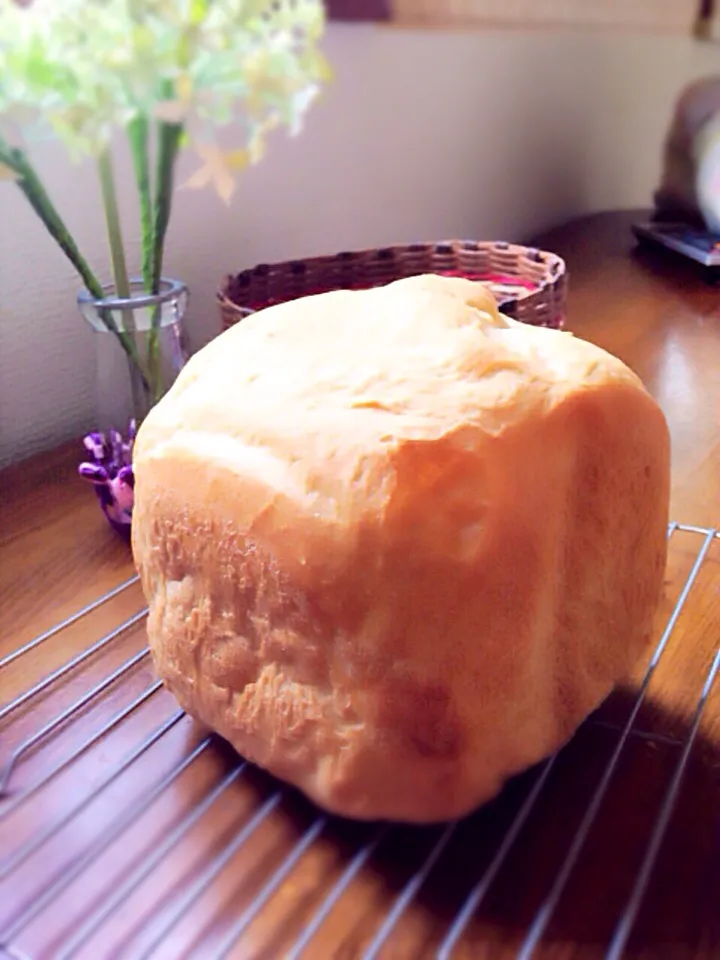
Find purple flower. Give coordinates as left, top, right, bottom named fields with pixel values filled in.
left=78, top=419, right=137, bottom=540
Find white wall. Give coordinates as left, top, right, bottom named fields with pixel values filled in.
left=1, top=24, right=718, bottom=467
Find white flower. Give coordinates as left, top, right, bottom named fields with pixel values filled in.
left=0, top=0, right=329, bottom=198
left=184, top=142, right=250, bottom=204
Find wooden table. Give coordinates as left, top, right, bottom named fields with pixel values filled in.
left=1, top=210, right=719, bottom=959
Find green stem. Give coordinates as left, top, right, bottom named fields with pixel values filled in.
left=0, top=135, right=104, bottom=300
left=97, top=147, right=131, bottom=300
left=127, top=115, right=153, bottom=294
left=0, top=135, right=149, bottom=389
left=128, top=114, right=162, bottom=408
left=98, top=146, right=150, bottom=415
left=147, top=100, right=183, bottom=404
left=151, top=120, right=183, bottom=294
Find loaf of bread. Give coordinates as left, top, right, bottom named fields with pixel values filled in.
left=132, top=274, right=670, bottom=823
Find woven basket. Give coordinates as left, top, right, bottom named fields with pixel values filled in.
left=218, top=240, right=567, bottom=330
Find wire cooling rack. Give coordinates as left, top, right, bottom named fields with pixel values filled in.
left=1, top=522, right=719, bottom=959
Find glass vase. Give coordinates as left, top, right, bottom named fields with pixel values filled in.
left=78, top=277, right=190, bottom=431
left=77, top=277, right=189, bottom=541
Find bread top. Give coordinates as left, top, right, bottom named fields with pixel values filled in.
left=134, top=274, right=651, bottom=578
left=137, top=272, right=645, bottom=452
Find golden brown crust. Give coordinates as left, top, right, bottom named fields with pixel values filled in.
left=132, top=274, right=670, bottom=823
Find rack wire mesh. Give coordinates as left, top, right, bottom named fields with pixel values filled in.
left=1, top=522, right=719, bottom=959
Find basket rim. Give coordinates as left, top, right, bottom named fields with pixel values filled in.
left=217, top=238, right=566, bottom=306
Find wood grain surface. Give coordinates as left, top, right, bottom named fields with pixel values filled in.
left=1, top=210, right=719, bottom=960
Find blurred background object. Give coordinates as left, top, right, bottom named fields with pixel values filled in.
left=654, top=75, right=720, bottom=232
